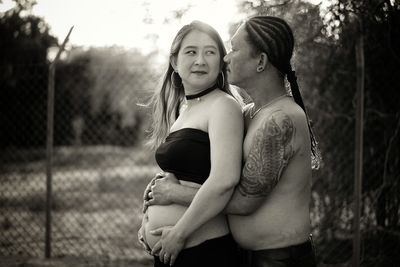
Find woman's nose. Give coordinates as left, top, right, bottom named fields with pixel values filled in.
left=194, top=54, right=206, bottom=65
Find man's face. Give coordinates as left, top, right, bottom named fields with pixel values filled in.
left=224, top=25, right=258, bottom=88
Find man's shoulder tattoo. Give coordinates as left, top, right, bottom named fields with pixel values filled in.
left=238, top=111, right=296, bottom=198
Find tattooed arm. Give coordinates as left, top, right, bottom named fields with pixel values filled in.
left=226, top=110, right=296, bottom=215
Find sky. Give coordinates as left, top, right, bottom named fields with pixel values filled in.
left=1, top=0, right=326, bottom=56
left=1, top=0, right=247, bottom=54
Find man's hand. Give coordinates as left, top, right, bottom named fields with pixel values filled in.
left=151, top=226, right=185, bottom=266
left=143, top=172, right=180, bottom=212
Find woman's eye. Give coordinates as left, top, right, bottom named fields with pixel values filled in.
left=206, top=50, right=216, bottom=55
left=186, top=50, right=196, bottom=55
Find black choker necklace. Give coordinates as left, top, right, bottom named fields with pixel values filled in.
left=185, top=83, right=218, bottom=100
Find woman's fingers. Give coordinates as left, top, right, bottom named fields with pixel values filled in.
left=170, top=253, right=177, bottom=266
left=143, top=182, right=152, bottom=201
left=143, top=172, right=165, bottom=201
left=151, top=240, right=161, bottom=256
left=162, top=252, right=170, bottom=264
left=138, top=234, right=151, bottom=254
left=142, top=197, right=157, bottom=213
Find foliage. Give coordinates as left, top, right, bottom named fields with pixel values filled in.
left=318, top=0, right=400, bottom=231
left=0, top=0, right=161, bottom=148
left=0, top=0, right=57, bottom=148
left=53, top=46, right=160, bottom=146
left=235, top=0, right=400, bottom=265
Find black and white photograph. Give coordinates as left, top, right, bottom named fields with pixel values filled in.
left=1, top=0, right=399, bottom=266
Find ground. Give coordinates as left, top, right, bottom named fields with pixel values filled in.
left=0, top=256, right=153, bottom=267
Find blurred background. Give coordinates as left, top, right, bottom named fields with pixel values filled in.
left=0, top=0, right=399, bottom=266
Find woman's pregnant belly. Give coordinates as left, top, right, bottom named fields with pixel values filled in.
left=143, top=190, right=230, bottom=249
left=144, top=204, right=186, bottom=248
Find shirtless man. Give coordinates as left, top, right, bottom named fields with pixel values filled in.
left=142, top=16, right=319, bottom=267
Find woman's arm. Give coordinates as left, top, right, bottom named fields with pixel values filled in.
left=151, top=96, right=243, bottom=265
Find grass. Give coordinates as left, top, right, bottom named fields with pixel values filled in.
left=1, top=146, right=399, bottom=267
left=0, top=146, right=158, bottom=264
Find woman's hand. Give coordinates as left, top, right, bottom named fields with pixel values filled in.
left=142, top=172, right=165, bottom=212
left=143, top=172, right=180, bottom=212
left=137, top=223, right=152, bottom=254
left=151, top=226, right=186, bottom=266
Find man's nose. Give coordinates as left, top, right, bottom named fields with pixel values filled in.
left=223, top=54, right=229, bottom=63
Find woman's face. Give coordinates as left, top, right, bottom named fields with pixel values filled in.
left=174, top=30, right=221, bottom=92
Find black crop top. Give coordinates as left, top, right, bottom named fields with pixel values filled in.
left=155, top=128, right=211, bottom=184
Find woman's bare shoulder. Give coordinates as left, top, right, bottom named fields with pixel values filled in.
left=210, top=91, right=243, bottom=113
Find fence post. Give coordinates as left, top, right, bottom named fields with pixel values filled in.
left=353, top=19, right=364, bottom=267
left=45, top=26, right=74, bottom=259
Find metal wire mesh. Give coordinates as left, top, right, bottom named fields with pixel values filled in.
left=1, top=29, right=399, bottom=267
left=0, top=60, right=160, bottom=265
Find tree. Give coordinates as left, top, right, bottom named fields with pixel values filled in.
left=54, top=46, right=160, bottom=146
left=235, top=0, right=400, bottom=265
left=320, top=1, right=400, bottom=264
left=0, top=0, right=57, bottom=148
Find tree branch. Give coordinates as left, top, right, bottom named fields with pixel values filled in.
left=299, top=25, right=325, bottom=45
left=363, top=225, right=400, bottom=238
left=383, top=111, right=400, bottom=185
left=263, top=0, right=292, bottom=9
left=366, top=108, right=394, bottom=118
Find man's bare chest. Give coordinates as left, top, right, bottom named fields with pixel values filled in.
left=243, top=119, right=263, bottom=162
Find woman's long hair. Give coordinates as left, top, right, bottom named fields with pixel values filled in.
left=147, top=20, right=242, bottom=150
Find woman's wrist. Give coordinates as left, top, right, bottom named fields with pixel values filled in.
left=171, top=224, right=188, bottom=242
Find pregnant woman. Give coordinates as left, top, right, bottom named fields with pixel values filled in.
left=138, top=20, right=243, bottom=267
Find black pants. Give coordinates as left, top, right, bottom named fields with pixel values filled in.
left=240, top=238, right=317, bottom=267
left=154, top=234, right=239, bottom=267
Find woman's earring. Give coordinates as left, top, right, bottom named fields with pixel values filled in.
left=257, top=66, right=264, bottom=72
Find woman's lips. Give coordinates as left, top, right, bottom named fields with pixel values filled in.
left=192, top=71, right=207, bottom=74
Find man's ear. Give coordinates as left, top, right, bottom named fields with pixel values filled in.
left=256, top=52, right=268, bottom=72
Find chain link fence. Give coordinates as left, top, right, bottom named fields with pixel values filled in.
left=1, top=34, right=399, bottom=267
left=0, top=57, right=161, bottom=266
left=307, top=18, right=400, bottom=266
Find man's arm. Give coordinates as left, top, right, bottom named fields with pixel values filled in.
left=144, top=173, right=198, bottom=209
left=226, top=110, right=296, bottom=215
left=146, top=111, right=297, bottom=216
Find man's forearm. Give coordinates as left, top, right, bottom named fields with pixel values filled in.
left=225, top=188, right=254, bottom=215
left=169, top=183, right=198, bottom=206
left=169, top=179, right=255, bottom=215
